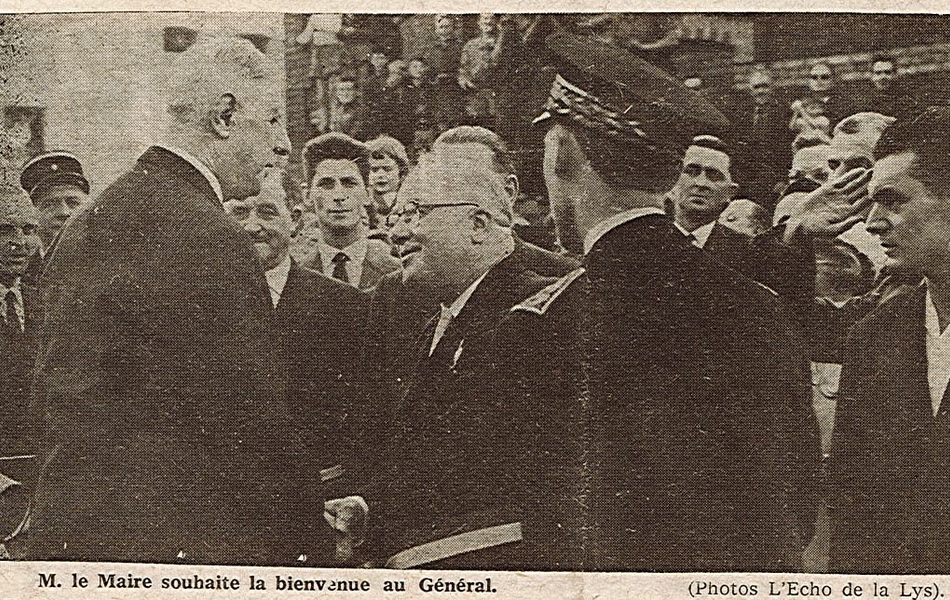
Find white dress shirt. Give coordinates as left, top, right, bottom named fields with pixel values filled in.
left=583, top=207, right=666, bottom=255
left=265, top=255, right=293, bottom=308
left=674, top=220, right=715, bottom=249
left=155, top=145, right=224, bottom=205
left=0, top=279, right=24, bottom=332
left=429, top=269, right=491, bottom=356
left=925, top=285, right=950, bottom=416
left=319, top=237, right=368, bottom=284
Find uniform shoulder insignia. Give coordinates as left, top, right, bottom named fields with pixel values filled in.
left=511, top=267, right=585, bottom=315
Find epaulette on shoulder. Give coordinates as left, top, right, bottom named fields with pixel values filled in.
left=511, top=267, right=585, bottom=315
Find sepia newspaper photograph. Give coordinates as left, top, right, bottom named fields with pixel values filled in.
left=1, top=2, right=950, bottom=597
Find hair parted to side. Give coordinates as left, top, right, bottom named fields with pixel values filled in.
left=303, top=132, right=371, bottom=187
left=875, top=106, right=950, bottom=191
left=166, top=36, right=273, bottom=128
left=433, top=126, right=515, bottom=177
left=366, top=136, right=410, bottom=178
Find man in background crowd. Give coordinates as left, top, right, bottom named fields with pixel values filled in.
left=19, top=152, right=90, bottom=284
left=225, top=166, right=368, bottom=475
left=292, top=133, right=399, bottom=290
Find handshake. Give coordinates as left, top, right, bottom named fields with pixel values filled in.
left=324, top=496, right=369, bottom=566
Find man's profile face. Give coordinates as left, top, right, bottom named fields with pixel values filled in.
left=866, top=151, right=950, bottom=276
left=215, top=85, right=290, bottom=200
left=370, top=154, right=402, bottom=196
left=33, top=184, right=89, bottom=247
left=672, top=145, right=736, bottom=227
left=224, top=168, right=291, bottom=272
left=390, top=149, right=494, bottom=288
left=309, top=159, right=367, bottom=234
left=871, top=60, right=894, bottom=92
left=809, top=64, right=833, bottom=93
left=541, top=125, right=587, bottom=255
left=0, top=193, right=41, bottom=282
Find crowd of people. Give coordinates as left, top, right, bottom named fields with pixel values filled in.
left=0, top=22, right=948, bottom=575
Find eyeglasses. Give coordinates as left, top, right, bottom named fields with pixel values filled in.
left=385, top=200, right=480, bottom=228
left=811, top=74, right=831, bottom=80
left=681, top=163, right=726, bottom=182
left=789, top=168, right=829, bottom=183
left=872, top=69, right=893, bottom=76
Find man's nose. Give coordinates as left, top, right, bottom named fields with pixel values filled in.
left=865, top=203, right=888, bottom=233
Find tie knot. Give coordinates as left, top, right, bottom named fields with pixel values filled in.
left=332, top=251, right=350, bottom=265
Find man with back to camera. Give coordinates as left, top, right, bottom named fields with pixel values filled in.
left=829, top=106, right=950, bottom=573
left=25, top=36, right=335, bottom=565
left=225, top=166, right=368, bottom=476
left=291, top=132, right=400, bottom=291
left=534, top=31, right=820, bottom=571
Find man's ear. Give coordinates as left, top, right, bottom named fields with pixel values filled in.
left=503, top=173, right=519, bottom=206
left=210, top=93, right=237, bottom=139
left=546, top=124, right=586, bottom=181
left=470, top=210, right=490, bottom=244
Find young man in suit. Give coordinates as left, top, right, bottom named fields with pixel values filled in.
left=292, top=133, right=400, bottom=291
left=537, top=32, right=819, bottom=571
left=27, top=36, right=331, bottom=565
left=225, top=167, right=368, bottom=476
left=830, top=106, right=950, bottom=573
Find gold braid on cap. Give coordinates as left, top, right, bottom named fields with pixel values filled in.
left=536, top=74, right=656, bottom=147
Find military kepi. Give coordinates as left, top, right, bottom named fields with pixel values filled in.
left=535, top=32, right=730, bottom=154
left=21, top=151, right=90, bottom=196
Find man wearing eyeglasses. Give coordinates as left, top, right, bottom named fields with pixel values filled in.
left=328, top=133, right=584, bottom=571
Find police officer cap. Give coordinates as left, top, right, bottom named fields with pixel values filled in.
left=535, top=32, right=730, bottom=153
left=20, top=151, right=90, bottom=197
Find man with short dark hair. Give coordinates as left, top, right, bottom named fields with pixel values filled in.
left=292, top=133, right=400, bottom=290
left=537, top=32, right=819, bottom=571
left=864, top=55, right=912, bottom=119
left=830, top=106, right=950, bottom=573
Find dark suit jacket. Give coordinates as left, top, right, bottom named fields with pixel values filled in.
left=365, top=244, right=581, bottom=570
left=829, top=285, right=950, bottom=573
left=584, top=214, right=819, bottom=572
left=274, top=260, right=369, bottom=471
left=352, top=239, right=580, bottom=482
left=28, top=147, right=329, bottom=565
left=703, top=221, right=816, bottom=341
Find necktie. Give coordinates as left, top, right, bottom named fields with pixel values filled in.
left=331, top=251, right=350, bottom=283
left=5, top=289, right=20, bottom=333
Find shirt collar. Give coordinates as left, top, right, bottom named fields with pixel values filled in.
left=584, top=207, right=666, bottom=255
left=448, top=268, right=491, bottom=320
left=265, top=255, right=293, bottom=308
left=690, top=221, right=716, bottom=248
left=319, top=236, right=368, bottom=270
left=155, top=145, right=224, bottom=205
